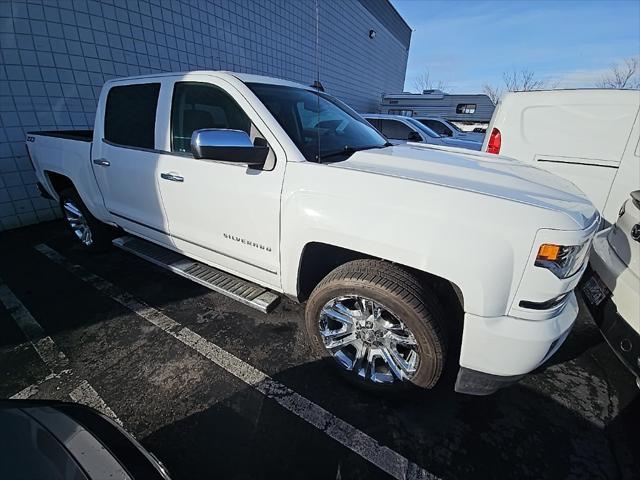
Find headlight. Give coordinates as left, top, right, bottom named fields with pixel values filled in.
left=535, top=242, right=590, bottom=279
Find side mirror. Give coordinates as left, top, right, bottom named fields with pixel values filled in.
left=408, top=131, right=422, bottom=142
left=191, top=129, right=269, bottom=166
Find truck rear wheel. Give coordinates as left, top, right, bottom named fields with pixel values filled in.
left=59, top=188, right=113, bottom=252
left=305, top=259, right=447, bottom=390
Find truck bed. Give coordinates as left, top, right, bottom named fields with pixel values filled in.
left=27, top=129, right=97, bottom=206
left=28, top=130, right=93, bottom=142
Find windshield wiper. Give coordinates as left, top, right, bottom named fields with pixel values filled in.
left=317, top=144, right=387, bottom=162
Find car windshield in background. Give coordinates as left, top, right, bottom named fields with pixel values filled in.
left=247, top=83, right=387, bottom=162
left=406, top=117, right=442, bottom=138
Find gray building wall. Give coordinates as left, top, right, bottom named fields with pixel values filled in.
left=0, top=0, right=410, bottom=231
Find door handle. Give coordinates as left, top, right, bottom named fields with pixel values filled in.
left=160, top=172, right=184, bottom=182
left=93, top=159, right=110, bottom=166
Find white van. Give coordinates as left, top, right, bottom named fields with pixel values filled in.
left=483, top=89, right=640, bottom=223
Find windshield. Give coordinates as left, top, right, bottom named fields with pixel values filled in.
left=405, top=117, right=442, bottom=138
left=247, top=83, right=387, bottom=162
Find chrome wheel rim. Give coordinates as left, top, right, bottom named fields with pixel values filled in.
left=63, top=200, right=93, bottom=246
left=319, top=295, right=420, bottom=384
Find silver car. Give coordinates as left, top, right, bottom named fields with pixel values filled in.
left=414, top=116, right=486, bottom=143
left=362, top=114, right=482, bottom=151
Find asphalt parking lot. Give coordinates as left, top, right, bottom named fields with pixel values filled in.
left=1, top=220, right=638, bottom=480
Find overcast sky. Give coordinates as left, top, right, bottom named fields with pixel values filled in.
left=391, top=0, right=640, bottom=93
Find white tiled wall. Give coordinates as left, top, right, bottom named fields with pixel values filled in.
left=0, top=0, right=410, bottom=231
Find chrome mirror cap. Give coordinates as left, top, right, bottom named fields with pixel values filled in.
left=191, top=129, right=253, bottom=150
left=190, top=129, right=268, bottom=166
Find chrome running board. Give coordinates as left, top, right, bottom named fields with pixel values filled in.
left=112, top=236, right=280, bottom=313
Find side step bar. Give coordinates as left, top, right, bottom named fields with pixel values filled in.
left=112, top=236, right=280, bottom=313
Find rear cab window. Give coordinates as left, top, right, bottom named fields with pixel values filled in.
left=104, top=83, right=160, bottom=149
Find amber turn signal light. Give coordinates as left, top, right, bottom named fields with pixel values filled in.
left=537, top=244, right=561, bottom=262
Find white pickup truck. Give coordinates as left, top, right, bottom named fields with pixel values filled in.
left=27, top=71, right=600, bottom=395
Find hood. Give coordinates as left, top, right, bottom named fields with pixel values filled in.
left=457, top=131, right=485, bottom=141
left=333, top=144, right=598, bottom=229
left=440, top=136, right=482, bottom=151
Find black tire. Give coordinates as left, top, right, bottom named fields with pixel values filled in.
left=305, top=259, right=448, bottom=391
left=59, top=187, right=113, bottom=252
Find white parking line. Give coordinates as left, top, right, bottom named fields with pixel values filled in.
left=35, top=243, right=439, bottom=480
left=11, top=383, right=39, bottom=400
left=0, top=280, right=70, bottom=374
left=10, top=371, right=66, bottom=400
left=70, top=380, right=124, bottom=426
left=1, top=276, right=122, bottom=425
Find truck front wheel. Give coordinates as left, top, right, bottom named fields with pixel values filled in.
left=59, top=188, right=113, bottom=252
left=305, top=259, right=447, bottom=390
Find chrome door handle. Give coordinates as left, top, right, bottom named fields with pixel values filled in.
left=160, top=172, right=184, bottom=182
left=93, top=159, right=110, bottom=166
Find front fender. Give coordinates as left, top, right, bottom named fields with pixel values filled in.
left=280, top=162, right=561, bottom=318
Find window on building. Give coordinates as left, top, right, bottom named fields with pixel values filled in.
left=389, top=100, right=399, bottom=104
left=171, top=82, right=251, bottom=153
left=104, top=83, right=160, bottom=149
left=456, top=104, right=477, bottom=114
left=388, top=109, right=413, bottom=117
left=420, top=119, right=453, bottom=137
left=379, top=119, right=415, bottom=140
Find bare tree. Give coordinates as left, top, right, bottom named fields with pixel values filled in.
left=482, top=83, right=502, bottom=105
left=482, top=68, right=548, bottom=103
left=596, top=57, right=640, bottom=89
left=502, top=68, right=547, bottom=91
left=413, top=70, right=449, bottom=93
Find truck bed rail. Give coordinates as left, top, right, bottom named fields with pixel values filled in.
left=28, top=130, right=93, bottom=142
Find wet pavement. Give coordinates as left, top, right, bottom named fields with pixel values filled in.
left=1, top=220, right=638, bottom=480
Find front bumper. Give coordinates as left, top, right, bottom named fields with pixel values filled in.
left=590, top=296, right=640, bottom=380
left=580, top=266, right=640, bottom=381
left=455, top=292, right=577, bottom=395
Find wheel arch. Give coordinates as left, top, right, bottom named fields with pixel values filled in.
left=44, top=170, right=76, bottom=199
left=296, top=241, right=464, bottom=315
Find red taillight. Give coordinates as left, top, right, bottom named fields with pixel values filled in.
left=486, top=127, right=501, bottom=154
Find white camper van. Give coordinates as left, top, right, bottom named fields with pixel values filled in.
left=483, top=89, right=640, bottom=223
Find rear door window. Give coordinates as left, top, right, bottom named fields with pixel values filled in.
left=104, top=83, right=160, bottom=149
left=379, top=119, right=414, bottom=140
left=423, top=120, right=452, bottom=136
